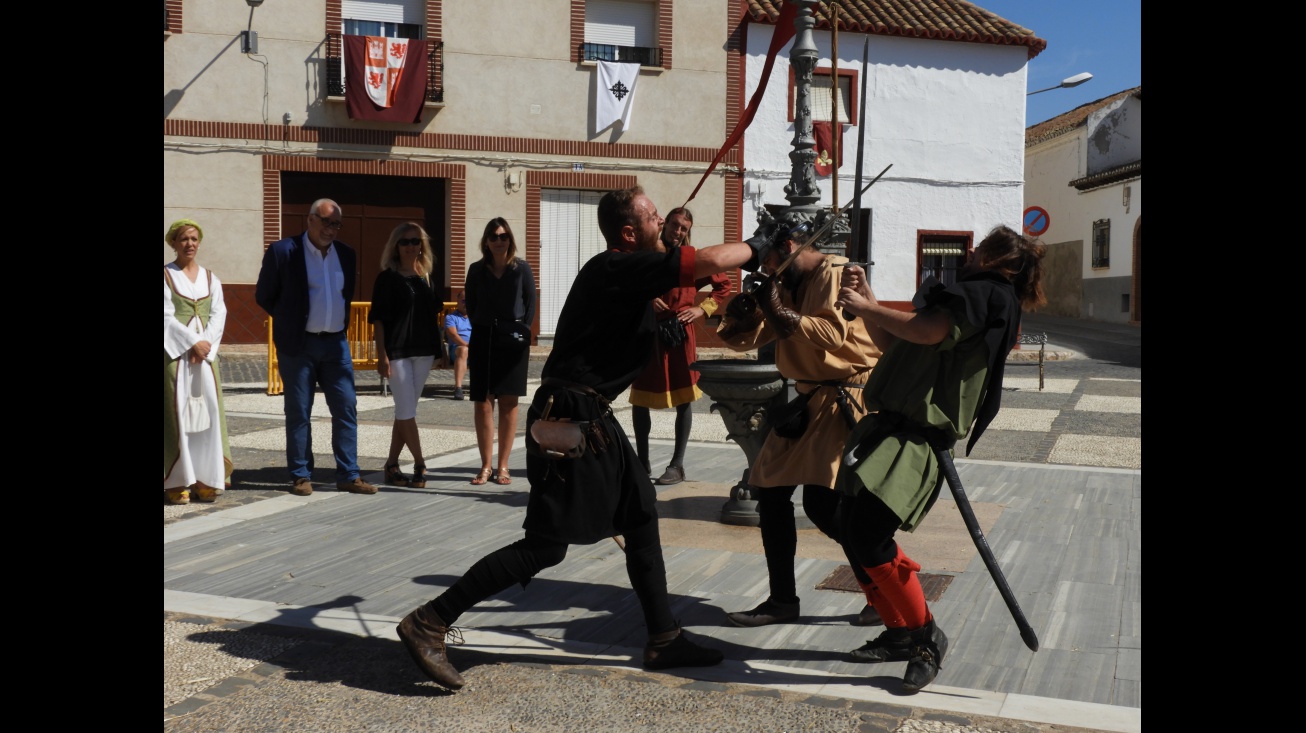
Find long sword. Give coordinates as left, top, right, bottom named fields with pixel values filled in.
left=934, top=445, right=1040, bottom=652
left=844, top=37, right=872, bottom=321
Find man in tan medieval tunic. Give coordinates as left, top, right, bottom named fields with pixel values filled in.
left=717, top=227, right=883, bottom=627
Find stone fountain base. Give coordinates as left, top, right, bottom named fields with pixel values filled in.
left=692, top=357, right=814, bottom=529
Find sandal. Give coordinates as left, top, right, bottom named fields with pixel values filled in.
left=384, top=462, right=411, bottom=487
left=493, top=468, right=512, bottom=485
left=471, top=467, right=493, bottom=486
left=164, top=488, right=190, bottom=505
left=410, top=464, right=427, bottom=489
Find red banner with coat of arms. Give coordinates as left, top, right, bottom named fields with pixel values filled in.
left=344, top=36, right=429, bottom=123
left=812, top=121, right=846, bottom=176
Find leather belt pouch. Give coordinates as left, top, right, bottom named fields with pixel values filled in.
left=529, top=419, right=587, bottom=459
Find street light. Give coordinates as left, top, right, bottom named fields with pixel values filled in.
left=241, top=0, right=264, bottom=54
left=1027, top=72, right=1093, bottom=96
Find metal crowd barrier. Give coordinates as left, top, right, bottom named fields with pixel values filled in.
left=266, top=301, right=458, bottom=396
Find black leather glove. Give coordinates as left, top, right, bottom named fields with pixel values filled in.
left=743, top=220, right=779, bottom=272
left=756, top=278, right=801, bottom=339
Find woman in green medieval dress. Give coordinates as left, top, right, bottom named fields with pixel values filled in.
left=164, top=219, right=233, bottom=504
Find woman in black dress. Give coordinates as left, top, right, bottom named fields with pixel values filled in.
left=370, top=222, right=442, bottom=488
left=465, top=218, right=535, bottom=485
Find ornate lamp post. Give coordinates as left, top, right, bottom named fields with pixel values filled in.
left=693, top=0, right=844, bottom=527
left=772, top=0, right=850, bottom=255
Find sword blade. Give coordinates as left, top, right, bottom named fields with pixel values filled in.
left=843, top=37, right=872, bottom=322
left=933, top=445, right=1040, bottom=652
left=850, top=37, right=869, bottom=257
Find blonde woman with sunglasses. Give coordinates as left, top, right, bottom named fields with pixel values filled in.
left=370, top=222, right=442, bottom=488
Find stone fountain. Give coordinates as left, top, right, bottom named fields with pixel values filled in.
left=693, top=0, right=848, bottom=527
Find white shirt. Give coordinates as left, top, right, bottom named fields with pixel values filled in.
left=303, top=233, right=346, bottom=333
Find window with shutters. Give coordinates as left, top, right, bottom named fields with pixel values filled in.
left=917, top=231, right=973, bottom=287
left=574, top=0, right=669, bottom=69
left=538, top=190, right=607, bottom=336
left=790, top=66, right=858, bottom=124
left=326, top=0, right=444, bottom=103
left=1092, top=218, right=1110, bottom=268
left=342, top=0, right=423, bottom=38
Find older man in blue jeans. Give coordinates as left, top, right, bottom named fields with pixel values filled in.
left=255, top=198, right=377, bottom=497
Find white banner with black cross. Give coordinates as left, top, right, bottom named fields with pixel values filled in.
left=595, top=60, right=639, bottom=132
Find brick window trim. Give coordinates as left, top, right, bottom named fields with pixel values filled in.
left=165, top=0, right=183, bottom=34
left=572, top=0, right=672, bottom=70
left=523, top=171, right=638, bottom=283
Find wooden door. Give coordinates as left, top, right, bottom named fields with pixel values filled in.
left=279, top=173, right=448, bottom=302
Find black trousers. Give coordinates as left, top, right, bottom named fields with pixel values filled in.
left=756, top=484, right=872, bottom=603
left=430, top=517, right=676, bottom=636
left=837, top=488, right=905, bottom=568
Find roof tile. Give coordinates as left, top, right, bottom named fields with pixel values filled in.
left=1024, top=87, right=1142, bottom=146
left=744, top=1, right=1046, bottom=59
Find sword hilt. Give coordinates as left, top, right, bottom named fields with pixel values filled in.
left=838, top=261, right=874, bottom=321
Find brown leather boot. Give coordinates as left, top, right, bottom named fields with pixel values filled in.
left=397, top=604, right=465, bottom=690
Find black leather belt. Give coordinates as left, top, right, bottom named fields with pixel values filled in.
left=306, top=329, right=345, bottom=336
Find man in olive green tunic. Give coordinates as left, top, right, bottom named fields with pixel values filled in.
left=833, top=225, right=1047, bottom=693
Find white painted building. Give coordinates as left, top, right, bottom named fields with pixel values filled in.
left=739, top=1, right=1045, bottom=306
left=1023, top=88, right=1142, bottom=323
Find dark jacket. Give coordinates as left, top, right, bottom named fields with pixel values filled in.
left=255, top=233, right=358, bottom=357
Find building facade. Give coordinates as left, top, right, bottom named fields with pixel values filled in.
left=164, top=0, right=1055, bottom=343
left=1023, top=88, right=1142, bottom=324
left=164, top=0, right=740, bottom=343
left=738, top=1, right=1045, bottom=306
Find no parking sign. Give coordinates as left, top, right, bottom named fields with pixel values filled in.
left=1023, top=206, right=1050, bottom=237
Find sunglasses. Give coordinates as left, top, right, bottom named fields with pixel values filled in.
left=397, top=238, right=423, bottom=247
left=314, top=214, right=344, bottom=229
left=487, top=233, right=511, bottom=242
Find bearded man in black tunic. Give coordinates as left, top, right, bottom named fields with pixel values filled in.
left=397, top=186, right=762, bottom=690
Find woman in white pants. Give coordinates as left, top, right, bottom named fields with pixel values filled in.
left=370, top=222, right=442, bottom=487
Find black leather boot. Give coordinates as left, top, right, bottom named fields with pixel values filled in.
left=902, top=619, right=949, bottom=692
left=849, top=626, right=912, bottom=663
left=397, top=603, right=466, bottom=690
left=725, top=597, right=800, bottom=627
left=851, top=603, right=883, bottom=626
left=643, top=628, right=724, bottom=670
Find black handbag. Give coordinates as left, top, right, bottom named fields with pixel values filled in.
left=770, top=389, right=812, bottom=439
left=493, top=319, right=531, bottom=350
left=656, top=317, right=688, bottom=348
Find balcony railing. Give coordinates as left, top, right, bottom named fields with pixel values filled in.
left=326, top=33, right=444, bottom=104
left=579, top=42, right=661, bottom=67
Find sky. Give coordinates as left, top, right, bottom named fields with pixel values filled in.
left=973, top=1, right=1142, bottom=128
